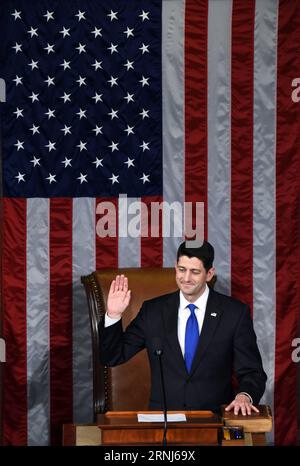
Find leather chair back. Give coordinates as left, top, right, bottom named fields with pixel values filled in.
left=81, top=268, right=177, bottom=419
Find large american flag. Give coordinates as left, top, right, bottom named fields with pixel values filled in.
left=0, top=0, right=299, bottom=446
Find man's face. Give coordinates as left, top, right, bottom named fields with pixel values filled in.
left=175, top=255, right=215, bottom=301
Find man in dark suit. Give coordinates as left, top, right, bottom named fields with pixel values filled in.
left=99, top=241, right=267, bottom=415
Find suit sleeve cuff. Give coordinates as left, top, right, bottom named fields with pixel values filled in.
left=104, top=313, right=122, bottom=327
left=235, top=392, right=253, bottom=404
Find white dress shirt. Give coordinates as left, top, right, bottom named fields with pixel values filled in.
left=105, top=312, right=121, bottom=327
left=177, top=284, right=209, bottom=357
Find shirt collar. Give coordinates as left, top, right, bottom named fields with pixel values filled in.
left=179, top=283, right=210, bottom=312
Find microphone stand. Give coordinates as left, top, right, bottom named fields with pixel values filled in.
left=155, top=349, right=168, bottom=446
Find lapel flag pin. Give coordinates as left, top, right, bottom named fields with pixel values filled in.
left=210, top=313, right=217, bottom=317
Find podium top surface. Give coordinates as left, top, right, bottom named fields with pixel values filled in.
left=96, top=410, right=223, bottom=429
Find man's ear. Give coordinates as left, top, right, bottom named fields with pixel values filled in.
left=206, top=267, right=215, bottom=282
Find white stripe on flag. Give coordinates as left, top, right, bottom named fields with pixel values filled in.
left=118, top=196, right=141, bottom=267
left=27, top=198, right=50, bottom=446
left=72, top=198, right=95, bottom=424
left=207, top=0, right=232, bottom=295
left=162, top=0, right=185, bottom=266
left=253, top=0, right=278, bottom=444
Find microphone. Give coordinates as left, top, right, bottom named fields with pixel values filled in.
left=152, top=337, right=168, bottom=446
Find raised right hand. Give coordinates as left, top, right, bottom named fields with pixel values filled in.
left=107, top=274, right=131, bottom=319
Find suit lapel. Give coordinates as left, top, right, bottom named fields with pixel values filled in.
left=162, top=292, right=187, bottom=375
left=190, top=289, right=223, bottom=375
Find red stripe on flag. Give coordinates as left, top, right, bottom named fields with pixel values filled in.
left=95, top=197, right=118, bottom=268
left=185, top=0, right=208, bottom=239
left=231, top=0, right=255, bottom=310
left=2, top=199, right=27, bottom=445
left=49, top=199, right=73, bottom=445
left=275, top=0, right=300, bottom=446
left=141, top=195, right=163, bottom=267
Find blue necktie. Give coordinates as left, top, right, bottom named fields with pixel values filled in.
left=184, top=304, right=199, bottom=373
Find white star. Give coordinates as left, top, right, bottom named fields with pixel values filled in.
left=29, top=124, right=40, bottom=135
left=91, top=27, right=102, bottom=38
left=109, top=174, right=119, bottom=184
left=140, top=108, right=150, bottom=119
left=92, top=92, right=103, bottom=103
left=92, top=59, right=102, bottom=70
left=124, top=92, right=134, bottom=103
left=28, top=27, right=38, bottom=38
left=60, top=27, right=70, bottom=37
left=124, top=157, right=135, bottom=168
left=93, top=157, right=103, bottom=168
left=124, top=60, right=134, bottom=71
left=28, top=92, right=39, bottom=103
left=140, top=173, right=150, bottom=183
left=30, top=156, right=41, bottom=167
left=140, top=141, right=150, bottom=152
left=76, top=108, right=87, bottom=119
left=12, top=42, right=22, bottom=53
left=13, top=75, right=23, bottom=86
left=77, top=173, right=88, bottom=184
left=15, top=172, right=25, bottom=183
left=139, top=43, right=150, bottom=54
left=60, top=60, right=71, bottom=70
left=108, top=43, right=118, bottom=54
left=28, top=59, right=39, bottom=70
left=46, top=173, right=57, bottom=184
left=44, top=10, right=54, bottom=21
left=76, top=43, right=86, bottom=54
left=14, top=140, right=24, bottom=151
left=11, top=10, right=21, bottom=20
left=45, top=108, right=55, bottom=119
left=108, top=76, right=118, bottom=87
left=44, top=43, right=55, bottom=54
left=139, top=10, right=150, bottom=21
left=60, top=92, right=71, bottom=103
left=124, top=125, right=134, bottom=136
left=139, top=76, right=150, bottom=87
left=14, top=108, right=23, bottom=118
left=45, top=140, right=56, bottom=152
left=75, top=10, right=86, bottom=21
left=61, top=125, right=72, bottom=135
left=107, top=10, right=118, bottom=21
left=77, top=141, right=87, bottom=152
left=92, top=125, right=103, bottom=136
left=123, top=27, right=134, bottom=38
left=108, top=108, right=119, bottom=120
left=77, top=76, right=86, bottom=87
left=109, top=141, right=119, bottom=152
left=45, top=76, right=55, bottom=87
left=62, top=157, right=72, bottom=168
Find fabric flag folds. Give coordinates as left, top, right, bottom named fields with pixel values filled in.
left=0, top=0, right=299, bottom=446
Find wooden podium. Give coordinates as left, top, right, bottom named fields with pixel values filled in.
left=63, top=406, right=272, bottom=446
left=63, top=411, right=222, bottom=446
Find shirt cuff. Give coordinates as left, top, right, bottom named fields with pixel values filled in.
left=235, top=392, right=253, bottom=404
left=104, top=313, right=122, bottom=327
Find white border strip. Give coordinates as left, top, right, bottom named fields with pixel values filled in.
left=162, top=0, right=185, bottom=266
left=253, top=0, right=278, bottom=444
left=118, top=196, right=141, bottom=267
left=27, top=198, right=50, bottom=445
left=72, top=198, right=95, bottom=423
left=207, top=0, right=232, bottom=294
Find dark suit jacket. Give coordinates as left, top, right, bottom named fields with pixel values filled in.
left=99, top=288, right=267, bottom=412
